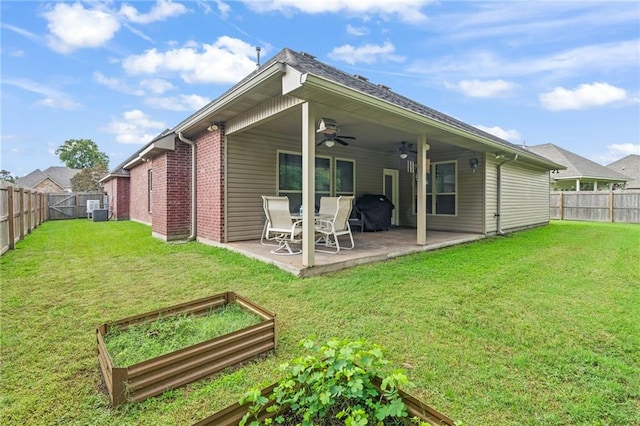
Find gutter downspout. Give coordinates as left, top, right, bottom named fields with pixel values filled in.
left=177, top=132, right=196, bottom=241
left=495, top=154, right=518, bottom=235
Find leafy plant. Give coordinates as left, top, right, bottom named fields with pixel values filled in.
left=240, top=337, right=427, bottom=426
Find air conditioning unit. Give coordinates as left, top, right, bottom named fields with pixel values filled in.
left=87, top=200, right=100, bottom=219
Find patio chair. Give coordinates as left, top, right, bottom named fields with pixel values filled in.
left=316, top=197, right=339, bottom=244
left=261, top=195, right=303, bottom=255
left=318, top=196, right=339, bottom=216
left=314, top=196, right=355, bottom=253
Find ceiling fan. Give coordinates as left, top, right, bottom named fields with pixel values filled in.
left=316, top=117, right=356, bottom=147
left=398, top=141, right=417, bottom=159
left=317, top=133, right=356, bottom=147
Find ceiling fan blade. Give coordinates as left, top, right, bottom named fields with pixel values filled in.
left=337, top=135, right=356, bottom=139
left=335, top=138, right=349, bottom=146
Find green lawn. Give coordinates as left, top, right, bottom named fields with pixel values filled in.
left=1, top=220, right=639, bottom=425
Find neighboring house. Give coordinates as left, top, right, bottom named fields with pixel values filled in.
left=101, top=48, right=564, bottom=268
left=15, top=166, right=79, bottom=192
left=526, top=143, right=629, bottom=191
left=607, top=154, right=640, bottom=189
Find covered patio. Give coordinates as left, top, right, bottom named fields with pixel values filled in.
left=220, top=228, right=484, bottom=277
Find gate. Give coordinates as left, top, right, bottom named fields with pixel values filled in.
left=48, top=193, right=104, bottom=220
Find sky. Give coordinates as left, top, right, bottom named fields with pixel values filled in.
left=1, top=0, right=639, bottom=178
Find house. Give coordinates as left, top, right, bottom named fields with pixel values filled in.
left=101, top=48, right=564, bottom=269
left=15, top=166, right=79, bottom=193
left=607, top=155, right=640, bottom=189
left=525, top=143, right=629, bottom=191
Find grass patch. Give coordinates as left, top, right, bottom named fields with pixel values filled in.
left=105, top=304, right=262, bottom=367
left=1, top=220, right=639, bottom=425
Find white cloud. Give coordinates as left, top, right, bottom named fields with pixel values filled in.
left=1, top=23, right=42, bottom=43
left=102, top=110, right=167, bottom=144
left=328, top=41, right=405, bottom=65
left=145, top=94, right=210, bottom=111
left=410, top=40, right=640, bottom=80
left=474, top=125, right=521, bottom=142
left=139, top=79, right=175, bottom=95
left=214, top=0, right=231, bottom=18
left=2, top=78, right=81, bottom=110
left=119, top=0, right=188, bottom=24
left=594, top=143, right=640, bottom=164
left=346, top=24, right=367, bottom=36
left=539, top=82, right=627, bottom=111
left=447, top=79, right=517, bottom=98
left=43, top=2, right=121, bottom=53
left=121, top=36, right=257, bottom=84
left=242, top=0, right=429, bottom=24
left=608, top=143, right=640, bottom=156
left=93, top=71, right=144, bottom=96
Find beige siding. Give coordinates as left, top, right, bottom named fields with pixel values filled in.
left=485, top=155, right=499, bottom=234
left=226, top=130, right=395, bottom=242
left=399, top=147, right=485, bottom=233
left=500, top=162, right=550, bottom=230
left=485, top=156, right=550, bottom=234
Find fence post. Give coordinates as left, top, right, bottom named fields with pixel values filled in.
left=8, top=187, right=15, bottom=250
left=18, top=188, right=25, bottom=240
left=27, top=190, right=32, bottom=234
left=609, top=192, right=614, bottom=223
left=559, top=192, right=564, bottom=220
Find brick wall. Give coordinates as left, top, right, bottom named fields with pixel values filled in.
left=130, top=163, right=153, bottom=225
left=103, top=176, right=130, bottom=220
left=152, top=142, right=192, bottom=240
left=33, top=178, right=64, bottom=193
left=195, top=125, right=225, bottom=242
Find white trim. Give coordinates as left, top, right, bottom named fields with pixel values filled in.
left=383, top=168, right=399, bottom=226
left=427, top=160, right=458, bottom=217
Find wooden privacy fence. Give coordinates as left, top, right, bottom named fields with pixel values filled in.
left=48, top=192, right=105, bottom=219
left=550, top=191, right=640, bottom=223
left=0, top=186, right=48, bottom=255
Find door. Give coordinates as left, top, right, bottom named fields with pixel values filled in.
left=383, top=169, right=399, bottom=226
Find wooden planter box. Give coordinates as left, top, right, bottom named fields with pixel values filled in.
left=194, top=377, right=454, bottom=426
left=96, top=292, right=276, bottom=406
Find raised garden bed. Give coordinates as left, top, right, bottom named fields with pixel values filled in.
left=96, top=292, right=276, bottom=406
left=193, top=377, right=454, bottom=426
left=194, top=337, right=455, bottom=426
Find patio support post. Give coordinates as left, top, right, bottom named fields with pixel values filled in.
left=301, top=102, right=316, bottom=266
left=416, top=134, right=428, bottom=245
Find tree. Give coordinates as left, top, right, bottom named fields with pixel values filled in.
left=55, top=139, right=109, bottom=169
left=70, top=164, right=108, bottom=192
left=0, top=169, right=17, bottom=183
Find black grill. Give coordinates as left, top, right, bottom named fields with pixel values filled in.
left=355, top=194, right=394, bottom=231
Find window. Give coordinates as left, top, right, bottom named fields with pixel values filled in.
left=416, top=161, right=457, bottom=216
left=277, top=152, right=355, bottom=211
left=428, top=161, right=456, bottom=215
left=147, top=169, right=153, bottom=213
left=335, top=158, right=355, bottom=197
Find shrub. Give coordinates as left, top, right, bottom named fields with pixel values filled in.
left=239, top=337, right=428, bottom=426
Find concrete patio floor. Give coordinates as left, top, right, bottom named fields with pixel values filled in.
left=217, top=228, right=485, bottom=277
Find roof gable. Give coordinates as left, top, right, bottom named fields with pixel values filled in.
left=526, top=144, right=629, bottom=181
left=607, top=154, right=640, bottom=188
left=15, top=167, right=79, bottom=190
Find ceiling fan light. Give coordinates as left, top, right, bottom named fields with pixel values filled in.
left=324, top=140, right=335, bottom=148
left=400, top=152, right=408, bottom=159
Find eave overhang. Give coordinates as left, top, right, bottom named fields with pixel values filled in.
left=173, top=62, right=286, bottom=136
left=123, top=132, right=176, bottom=169
left=285, top=71, right=566, bottom=171
left=99, top=171, right=130, bottom=184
